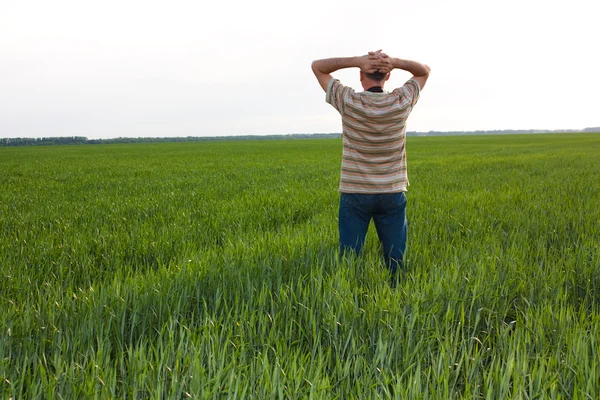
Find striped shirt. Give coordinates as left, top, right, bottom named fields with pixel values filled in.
left=326, top=78, right=420, bottom=193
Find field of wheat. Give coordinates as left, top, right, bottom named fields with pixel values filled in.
left=1, top=133, right=599, bottom=398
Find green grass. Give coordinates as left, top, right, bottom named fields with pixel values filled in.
left=1, top=134, right=599, bottom=398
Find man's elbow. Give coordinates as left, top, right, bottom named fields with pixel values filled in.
left=311, top=60, right=321, bottom=74
left=420, top=64, right=431, bottom=77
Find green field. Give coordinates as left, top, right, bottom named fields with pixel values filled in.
left=1, top=134, right=599, bottom=398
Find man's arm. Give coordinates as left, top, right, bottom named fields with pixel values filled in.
left=311, top=52, right=389, bottom=92
left=387, top=57, right=431, bottom=90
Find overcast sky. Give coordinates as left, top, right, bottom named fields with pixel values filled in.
left=1, top=0, right=599, bottom=139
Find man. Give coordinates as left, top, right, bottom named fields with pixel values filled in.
left=311, top=50, right=430, bottom=280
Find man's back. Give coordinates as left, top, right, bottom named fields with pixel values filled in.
left=326, top=78, right=421, bottom=193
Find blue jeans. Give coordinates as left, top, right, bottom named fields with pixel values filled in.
left=339, top=192, right=407, bottom=274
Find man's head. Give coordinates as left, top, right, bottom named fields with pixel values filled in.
left=360, top=70, right=390, bottom=90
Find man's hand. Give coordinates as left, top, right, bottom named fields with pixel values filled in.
left=367, top=50, right=393, bottom=74
left=359, top=50, right=393, bottom=74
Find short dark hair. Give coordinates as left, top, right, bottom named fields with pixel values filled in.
left=364, top=71, right=387, bottom=81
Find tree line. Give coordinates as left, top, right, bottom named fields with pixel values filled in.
left=0, top=134, right=342, bottom=146
left=1, top=136, right=89, bottom=146
left=2, top=129, right=599, bottom=147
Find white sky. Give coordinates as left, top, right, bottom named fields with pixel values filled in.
left=1, top=0, right=599, bottom=139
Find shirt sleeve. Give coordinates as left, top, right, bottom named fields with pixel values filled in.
left=393, top=78, right=421, bottom=108
left=326, top=78, right=353, bottom=115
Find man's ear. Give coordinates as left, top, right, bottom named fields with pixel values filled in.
left=385, top=72, right=391, bottom=81
left=359, top=71, right=364, bottom=82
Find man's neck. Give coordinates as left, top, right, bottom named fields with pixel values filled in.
left=366, top=86, right=384, bottom=93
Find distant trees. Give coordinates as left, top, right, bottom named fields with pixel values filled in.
left=0, top=134, right=342, bottom=146
left=1, top=129, right=598, bottom=147
left=0, top=136, right=88, bottom=146
left=408, top=129, right=587, bottom=137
